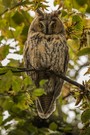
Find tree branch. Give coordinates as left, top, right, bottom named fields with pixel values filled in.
left=0, top=1, right=32, bottom=16
left=0, top=66, right=88, bottom=92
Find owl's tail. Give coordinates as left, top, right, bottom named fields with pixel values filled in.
left=36, top=92, right=56, bottom=119
left=36, top=77, right=63, bottom=119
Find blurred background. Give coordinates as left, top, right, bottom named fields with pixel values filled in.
left=0, top=0, right=90, bottom=135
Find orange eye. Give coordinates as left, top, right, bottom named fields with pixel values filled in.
left=50, top=20, right=56, bottom=28
left=52, top=22, right=56, bottom=28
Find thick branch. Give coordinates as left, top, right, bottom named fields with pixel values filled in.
left=0, top=66, right=87, bottom=92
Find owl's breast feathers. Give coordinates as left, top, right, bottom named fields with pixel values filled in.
left=24, top=32, right=69, bottom=119
left=25, top=32, right=68, bottom=72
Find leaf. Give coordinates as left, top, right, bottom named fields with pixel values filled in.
left=23, top=76, right=33, bottom=87
left=81, top=109, right=90, bottom=123
left=61, top=10, right=68, bottom=17
left=0, top=3, right=5, bottom=14
left=15, top=93, right=32, bottom=110
left=32, top=88, right=46, bottom=97
left=72, top=15, right=83, bottom=32
left=2, top=0, right=12, bottom=8
left=67, top=39, right=80, bottom=51
left=12, top=76, right=22, bottom=92
left=13, top=24, right=24, bottom=38
left=64, top=0, right=72, bottom=9
left=85, top=127, right=90, bottom=135
left=21, top=25, right=29, bottom=36
left=80, top=127, right=90, bottom=135
left=0, top=67, right=8, bottom=75
left=77, top=47, right=90, bottom=56
left=0, top=70, right=13, bottom=92
left=39, top=79, right=48, bottom=87
left=0, top=35, right=4, bottom=41
left=7, top=59, right=20, bottom=67
left=0, top=115, right=3, bottom=125
left=8, top=129, right=28, bottom=135
left=12, top=11, right=25, bottom=25
left=3, top=98, right=14, bottom=110
left=54, top=0, right=61, bottom=6
left=0, top=45, right=9, bottom=60
left=49, top=122, right=58, bottom=131
left=62, top=125, right=72, bottom=132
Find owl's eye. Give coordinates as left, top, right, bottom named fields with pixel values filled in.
left=52, top=22, right=56, bottom=28
left=51, top=21, right=56, bottom=28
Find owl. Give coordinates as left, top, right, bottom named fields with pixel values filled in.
left=23, top=9, right=69, bottom=119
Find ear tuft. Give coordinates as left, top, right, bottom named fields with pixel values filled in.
left=35, top=9, right=44, bottom=17
left=52, top=10, right=61, bottom=17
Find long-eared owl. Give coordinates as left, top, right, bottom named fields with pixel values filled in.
left=23, top=9, right=69, bottom=119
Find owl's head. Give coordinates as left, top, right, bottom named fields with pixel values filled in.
left=30, top=9, right=65, bottom=35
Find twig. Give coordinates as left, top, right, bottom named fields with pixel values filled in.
left=50, top=70, right=86, bottom=91
left=0, top=66, right=88, bottom=92
left=0, top=1, right=32, bottom=16
left=0, top=2, right=22, bottom=16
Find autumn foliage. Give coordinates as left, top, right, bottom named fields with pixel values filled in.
left=0, top=0, right=90, bottom=135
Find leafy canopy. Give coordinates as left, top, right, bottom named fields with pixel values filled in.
left=0, top=0, right=90, bottom=135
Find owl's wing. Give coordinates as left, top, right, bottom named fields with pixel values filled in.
left=23, top=41, right=38, bottom=83
left=35, top=44, right=69, bottom=119
left=36, top=76, right=64, bottom=119
left=23, top=41, right=30, bottom=69
left=64, top=45, right=69, bottom=73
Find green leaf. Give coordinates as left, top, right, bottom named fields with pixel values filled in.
left=61, top=10, right=68, bottom=17
left=64, top=0, right=72, bottom=9
left=54, top=0, right=61, bottom=6
left=0, top=67, right=8, bottom=75
left=15, top=93, right=32, bottom=110
left=0, top=70, right=13, bottom=92
left=81, top=109, right=90, bottom=123
left=12, top=76, right=22, bottom=92
left=8, top=129, right=28, bottom=135
left=80, top=127, right=90, bottom=135
left=49, top=122, right=58, bottom=131
left=0, top=35, right=4, bottom=41
left=32, top=88, right=46, bottom=97
left=62, top=126, right=72, bottom=132
left=23, top=76, right=33, bottom=87
left=77, top=47, right=90, bottom=56
left=0, top=115, right=3, bottom=125
left=7, top=59, right=20, bottom=67
left=2, top=0, right=12, bottom=8
left=12, top=11, right=25, bottom=25
left=84, top=127, right=90, bottom=135
left=67, top=39, right=80, bottom=51
left=39, top=79, right=48, bottom=87
left=3, top=98, right=14, bottom=110
left=0, top=45, right=9, bottom=60
left=0, top=3, right=5, bottom=14
left=72, top=15, right=83, bottom=32
left=13, top=24, right=24, bottom=38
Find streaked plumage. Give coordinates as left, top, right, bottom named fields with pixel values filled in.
left=23, top=9, right=69, bottom=119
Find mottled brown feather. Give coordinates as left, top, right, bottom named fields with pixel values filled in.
left=23, top=10, right=69, bottom=119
